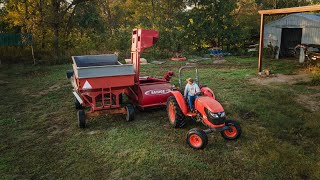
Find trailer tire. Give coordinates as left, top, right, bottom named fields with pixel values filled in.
left=74, top=97, right=83, bottom=110
left=77, top=110, right=86, bottom=128
left=167, top=96, right=185, bottom=128
left=186, top=128, right=208, bottom=149
left=125, top=104, right=135, bottom=121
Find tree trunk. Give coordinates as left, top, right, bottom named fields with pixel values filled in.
left=23, top=0, right=29, bottom=33
left=53, top=23, right=59, bottom=57
left=39, top=0, right=46, bottom=49
left=102, top=0, right=114, bottom=35
left=64, top=6, right=77, bottom=50
left=52, top=0, right=60, bottom=60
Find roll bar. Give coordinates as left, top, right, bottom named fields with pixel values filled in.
left=178, top=66, right=199, bottom=92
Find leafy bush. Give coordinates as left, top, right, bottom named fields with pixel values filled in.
left=310, top=74, right=320, bottom=86
left=264, top=43, right=279, bottom=59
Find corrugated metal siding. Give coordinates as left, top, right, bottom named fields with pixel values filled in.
left=264, top=27, right=281, bottom=46
left=302, top=28, right=320, bottom=44
left=264, top=13, right=320, bottom=59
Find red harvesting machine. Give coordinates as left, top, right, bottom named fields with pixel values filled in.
left=66, top=29, right=174, bottom=128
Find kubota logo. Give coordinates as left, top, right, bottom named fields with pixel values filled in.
left=144, top=89, right=171, bottom=96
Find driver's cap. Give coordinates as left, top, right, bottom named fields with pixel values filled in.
left=186, top=78, right=194, bottom=82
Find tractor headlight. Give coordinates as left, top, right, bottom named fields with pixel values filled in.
left=205, top=108, right=226, bottom=119
left=209, top=111, right=225, bottom=119
left=205, top=108, right=226, bottom=125
left=209, top=112, right=219, bottom=119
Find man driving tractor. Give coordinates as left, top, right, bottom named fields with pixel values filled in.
left=184, top=78, right=201, bottom=112
left=167, top=66, right=242, bottom=149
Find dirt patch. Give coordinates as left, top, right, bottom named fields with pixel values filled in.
left=213, top=59, right=227, bottom=64
left=0, top=80, right=9, bottom=85
left=249, top=74, right=311, bottom=85
left=87, top=130, right=101, bottom=135
left=296, top=93, right=320, bottom=112
left=307, top=86, right=320, bottom=91
left=239, top=110, right=258, bottom=120
left=30, top=83, right=69, bottom=97
left=47, top=125, right=70, bottom=139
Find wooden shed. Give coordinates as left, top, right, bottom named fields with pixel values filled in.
left=264, top=13, right=320, bottom=59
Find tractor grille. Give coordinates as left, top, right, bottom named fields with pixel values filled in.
left=208, top=117, right=225, bottom=126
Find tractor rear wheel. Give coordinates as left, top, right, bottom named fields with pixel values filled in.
left=166, top=96, right=185, bottom=128
left=125, top=104, right=135, bottom=121
left=221, top=120, right=241, bottom=140
left=186, top=128, right=208, bottom=149
left=77, top=110, right=86, bottom=128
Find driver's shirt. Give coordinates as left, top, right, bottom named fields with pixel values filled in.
left=184, top=83, right=201, bottom=98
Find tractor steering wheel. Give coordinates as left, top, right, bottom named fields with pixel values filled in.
left=196, top=92, right=204, bottom=96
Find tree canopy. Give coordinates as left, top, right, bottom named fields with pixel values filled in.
left=0, top=0, right=319, bottom=63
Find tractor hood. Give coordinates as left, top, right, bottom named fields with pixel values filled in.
left=195, top=96, right=224, bottom=113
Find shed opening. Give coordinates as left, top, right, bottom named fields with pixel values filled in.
left=279, top=28, right=302, bottom=58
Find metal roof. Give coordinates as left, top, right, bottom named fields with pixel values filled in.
left=294, top=13, right=320, bottom=22
left=265, top=13, right=320, bottom=27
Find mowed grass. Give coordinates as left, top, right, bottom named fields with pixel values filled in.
left=0, top=57, right=320, bottom=179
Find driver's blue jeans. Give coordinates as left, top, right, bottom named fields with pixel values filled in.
left=188, top=95, right=198, bottom=111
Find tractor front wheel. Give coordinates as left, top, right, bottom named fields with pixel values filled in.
left=166, top=96, right=185, bottom=128
left=125, top=104, right=135, bottom=121
left=221, top=120, right=241, bottom=140
left=186, top=128, right=208, bottom=149
left=77, top=110, right=86, bottom=128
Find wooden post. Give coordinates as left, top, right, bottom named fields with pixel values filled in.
left=258, top=14, right=265, bottom=73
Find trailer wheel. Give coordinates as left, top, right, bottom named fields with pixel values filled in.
left=125, top=104, right=135, bottom=121
left=186, top=128, right=208, bottom=149
left=74, top=97, right=83, bottom=110
left=77, top=110, right=86, bottom=128
left=221, top=120, right=241, bottom=140
left=166, top=96, right=185, bottom=128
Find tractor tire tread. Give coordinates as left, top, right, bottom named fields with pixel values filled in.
left=167, top=96, right=185, bottom=128
left=186, top=129, right=208, bottom=149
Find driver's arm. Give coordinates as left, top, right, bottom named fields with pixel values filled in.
left=195, top=84, right=201, bottom=94
left=184, top=84, right=189, bottom=98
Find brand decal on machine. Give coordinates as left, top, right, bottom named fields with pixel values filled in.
left=144, top=89, right=171, bottom=96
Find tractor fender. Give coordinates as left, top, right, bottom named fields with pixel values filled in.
left=170, top=91, right=188, bottom=115
left=201, top=87, right=216, bottom=99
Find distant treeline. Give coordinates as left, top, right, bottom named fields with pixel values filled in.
left=0, top=0, right=318, bottom=64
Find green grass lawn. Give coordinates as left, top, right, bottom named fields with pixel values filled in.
left=0, top=57, right=320, bottom=179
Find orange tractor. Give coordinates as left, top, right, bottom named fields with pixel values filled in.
left=166, top=66, right=241, bottom=149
